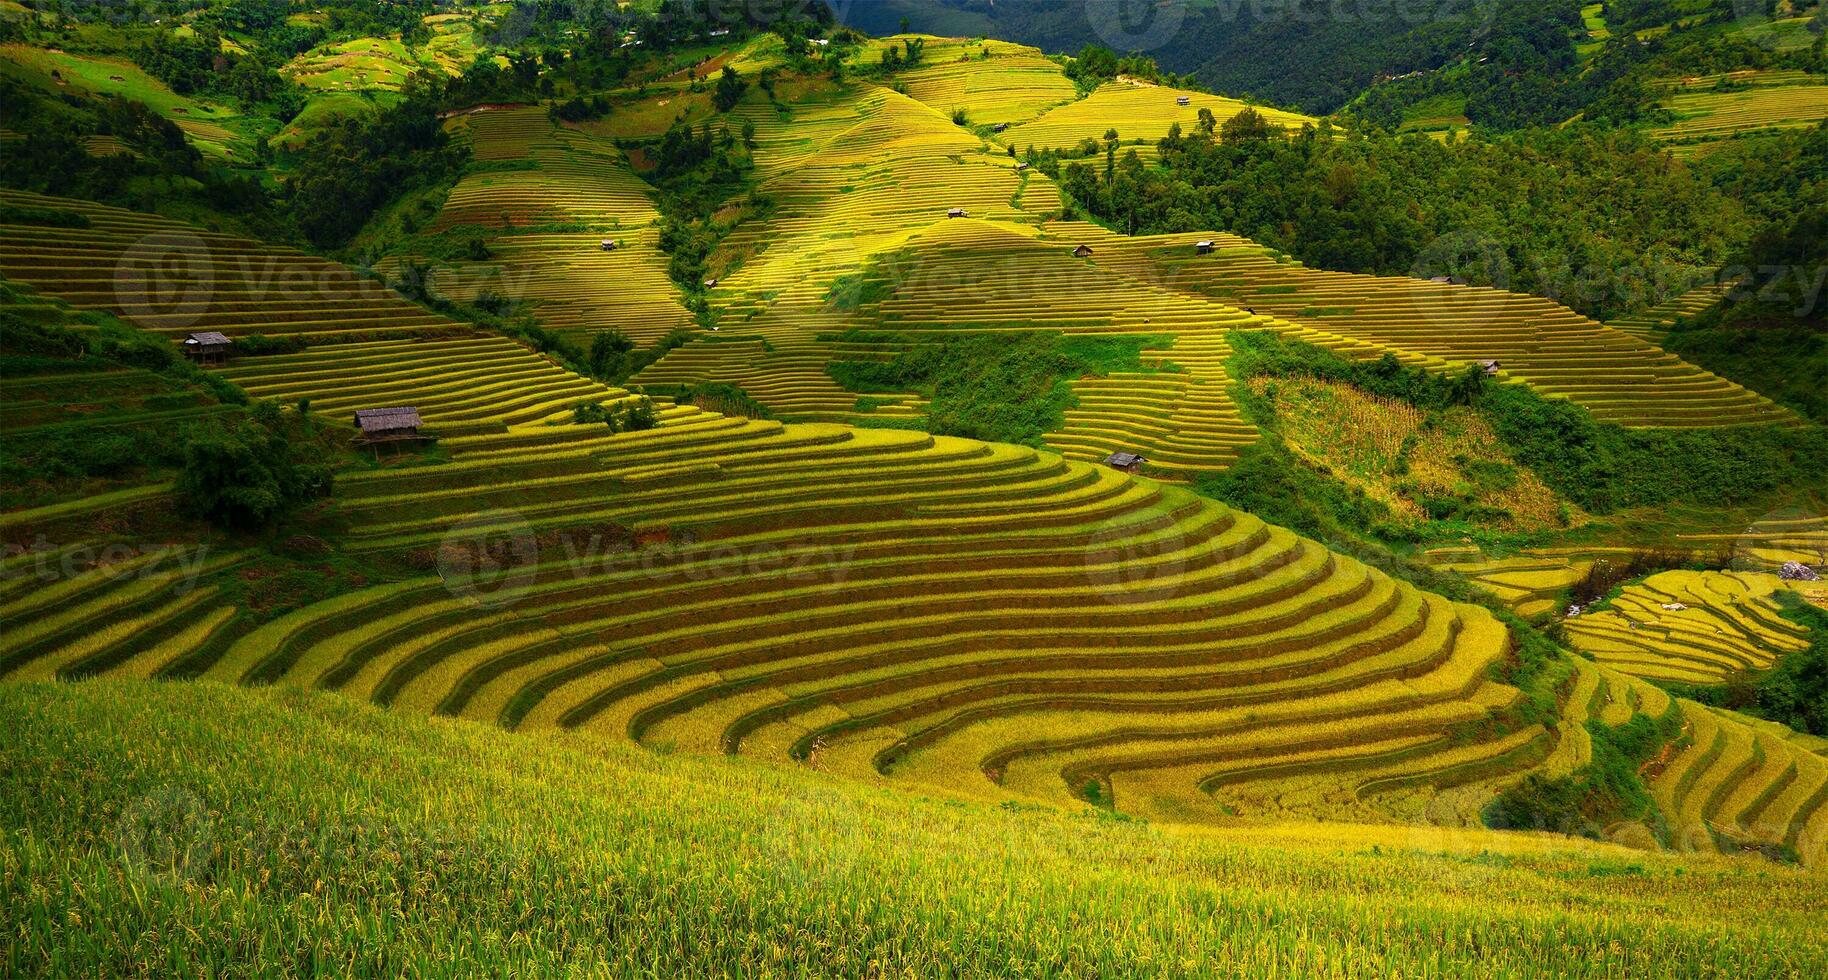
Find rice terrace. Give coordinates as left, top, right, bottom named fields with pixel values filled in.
left=1, top=0, right=1826, bottom=976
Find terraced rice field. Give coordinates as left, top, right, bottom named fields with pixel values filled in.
left=217, top=335, right=643, bottom=436
left=1048, top=222, right=1797, bottom=429
left=3, top=189, right=1823, bottom=868
left=636, top=82, right=1058, bottom=420
left=1425, top=549, right=1593, bottom=619
left=0, top=191, right=647, bottom=436
left=1607, top=277, right=1730, bottom=339
left=1652, top=71, right=1828, bottom=152
left=629, top=70, right=1790, bottom=470
left=12, top=681, right=1827, bottom=976
left=1565, top=570, right=1812, bottom=684
left=383, top=107, right=694, bottom=345
left=889, top=45, right=1077, bottom=127
left=283, top=17, right=489, bottom=92
left=813, top=218, right=1266, bottom=473
left=0, top=190, right=458, bottom=341
left=1647, top=694, right=1828, bottom=861
left=1001, top=82, right=1315, bottom=157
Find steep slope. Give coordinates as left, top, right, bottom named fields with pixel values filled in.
left=7, top=679, right=1823, bottom=975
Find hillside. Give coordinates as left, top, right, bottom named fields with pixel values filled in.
left=5, top=679, right=1826, bottom=975
left=2, top=5, right=1828, bottom=971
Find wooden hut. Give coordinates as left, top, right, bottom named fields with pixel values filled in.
left=353, top=407, right=426, bottom=447
left=1073, top=244, right=1094, bottom=258
left=180, top=331, right=231, bottom=365
left=1195, top=240, right=1215, bottom=255
left=599, top=239, right=620, bottom=251
left=1477, top=359, right=1502, bottom=376
left=1176, top=95, right=1191, bottom=106
left=1102, top=452, right=1147, bottom=474
left=947, top=208, right=968, bottom=218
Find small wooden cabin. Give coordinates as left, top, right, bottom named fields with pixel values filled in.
left=1176, top=95, right=1191, bottom=106
left=1477, top=359, right=1502, bottom=376
left=599, top=239, right=620, bottom=252
left=1195, top=240, right=1215, bottom=255
left=992, top=122, right=1009, bottom=133
left=1073, top=244, right=1094, bottom=258
left=181, top=331, right=232, bottom=365
left=1102, top=452, right=1147, bottom=474
left=947, top=208, right=968, bottom=218
left=353, top=407, right=426, bottom=445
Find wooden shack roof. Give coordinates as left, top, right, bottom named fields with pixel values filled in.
left=354, top=407, right=423, bottom=433
left=1103, top=452, right=1146, bottom=469
left=184, top=331, right=232, bottom=346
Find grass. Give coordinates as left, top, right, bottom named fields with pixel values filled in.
left=1246, top=375, right=1574, bottom=532
left=4, top=678, right=1824, bottom=976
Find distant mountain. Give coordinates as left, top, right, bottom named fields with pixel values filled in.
left=828, top=0, right=1559, bottom=113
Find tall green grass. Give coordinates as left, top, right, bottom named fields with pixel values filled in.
left=3, top=679, right=1822, bottom=977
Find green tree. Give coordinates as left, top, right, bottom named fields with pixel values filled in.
left=713, top=66, right=748, bottom=112
left=175, top=403, right=331, bottom=530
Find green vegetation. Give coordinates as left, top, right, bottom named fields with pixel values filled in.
left=6, top=680, right=1822, bottom=976
left=570, top=396, right=658, bottom=433
left=828, top=333, right=1164, bottom=447
left=0, top=287, right=249, bottom=507
left=1485, top=708, right=1683, bottom=840
left=175, top=401, right=334, bottom=530
left=1224, top=331, right=1828, bottom=516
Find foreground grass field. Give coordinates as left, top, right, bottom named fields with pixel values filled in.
left=4, top=679, right=1824, bottom=977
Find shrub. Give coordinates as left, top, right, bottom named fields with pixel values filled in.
left=1484, top=710, right=1677, bottom=840
left=175, top=403, right=333, bottom=530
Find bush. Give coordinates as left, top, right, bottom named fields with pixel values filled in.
left=1484, top=710, right=1677, bottom=840
left=175, top=403, right=333, bottom=530
left=828, top=333, right=1090, bottom=447
left=1229, top=330, right=1828, bottom=515
left=572, top=396, right=658, bottom=433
